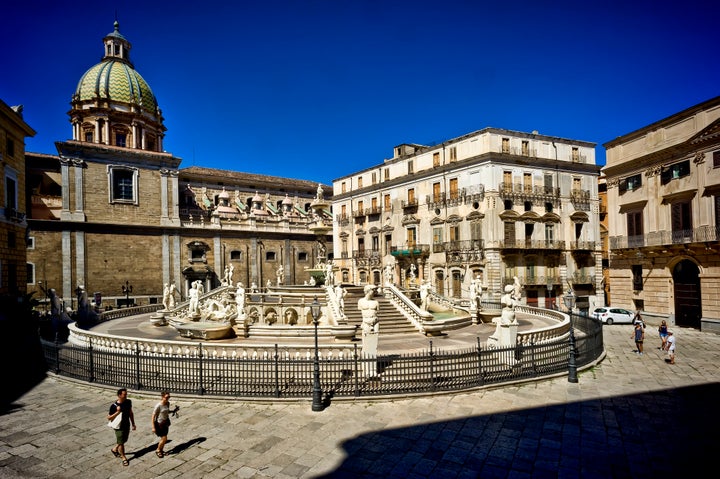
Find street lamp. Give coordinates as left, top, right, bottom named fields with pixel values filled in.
left=563, top=289, right=578, bottom=383
left=310, top=296, right=324, bottom=411
left=546, top=281, right=554, bottom=310
left=122, top=281, right=133, bottom=308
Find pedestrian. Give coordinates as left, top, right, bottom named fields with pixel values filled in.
left=632, top=322, right=644, bottom=355
left=633, top=310, right=645, bottom=329
left=665, top=331, right=676, bottom=364
left=108, top=388, right=136, bottom=466
left=658, top=320, right=669, bottom=350
left=151, top=391, right=172, bottom=458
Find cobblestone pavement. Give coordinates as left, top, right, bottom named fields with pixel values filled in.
left=1, top=325, right=719, bottom=478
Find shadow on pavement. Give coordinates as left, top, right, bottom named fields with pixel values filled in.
left=317, top=383, right=720, bottom=478
left=166, top=437, right=207, bottom=456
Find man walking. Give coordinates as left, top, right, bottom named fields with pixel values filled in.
left=108, top=388, right=136, bottom=466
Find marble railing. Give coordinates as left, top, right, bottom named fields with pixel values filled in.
left=383, top=285, right=434, bottom=334
left=67, top=322, right=358, bottom=359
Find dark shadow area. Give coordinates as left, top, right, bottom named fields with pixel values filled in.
left=129, top=442, right=161, bottom=460
left=165, top=437, right=206, bottom=456
left=316, top=383, right=720, bottom=478
left=0, top=295, right=48, bottom=412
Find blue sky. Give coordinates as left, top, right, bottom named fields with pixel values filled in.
left=2, top=0, right=718, bottom=185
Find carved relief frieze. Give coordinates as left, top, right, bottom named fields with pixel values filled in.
left=645, top=165, right=661, bottom=177
left=606, top=177, right=619, bottom=188
left=693, top=151, right=705, bottom=164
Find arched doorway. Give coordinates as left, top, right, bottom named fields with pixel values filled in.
left=673, top=259, right=701, bottom=328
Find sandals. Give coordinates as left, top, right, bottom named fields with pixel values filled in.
left=155, top=450, right=164, bottom=458
left=111, top=449, right=120, bottom=458
left=122, top=459, right=129, bottom=466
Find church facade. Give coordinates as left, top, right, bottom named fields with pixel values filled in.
left=26, top=22, right=331, bottom=308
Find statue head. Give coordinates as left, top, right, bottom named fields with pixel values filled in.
left=364, top=284, right=375, bottom=296
left=505, top=284, right=514, bottom=293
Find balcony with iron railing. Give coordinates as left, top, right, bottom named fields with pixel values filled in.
left=571, top=272, right=596, bottom=285
left=352, top=209, right=365, bottom=218
left=390, top=243, right=430, bottom=257
left=503, top=275, right=563, bottom=287
left=570, top=189, right=591, bottom=211
left=401, top=199, right=418, bottom=210
left=352, top=249, right=382, bottom=260
left=499, top=182, right=560, bottom=201
left=568, top=240, right=596, bottom=251
left=498, top=239, right=566, bottom=250
left=364, top=206, right=382, bottom=216
left=609, top=225, right=720, bottom=250
left=432, top=239, right=484, bottom=253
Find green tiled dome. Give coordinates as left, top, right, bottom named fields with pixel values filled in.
left=75, top=59, right=158, bottom=113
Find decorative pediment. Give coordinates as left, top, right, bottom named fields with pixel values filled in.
left=466, top=211, right=484, bottom=221
left=541, top=212, right=561, bottom=223
left=447, top=214, right=462, bottom=225
left=368, top=226, right=380, bottom=234
left=519, top=211, right=540, bottom=223
left=499, top=210, right=519, bottom=221
left=689, top=117, right=720, bottom=145
left=430, top=216, right=445, bottom=225
left=355, top=228, right=366, bottom=235
left=401, top=215, right=419, bottom=226
left=570, top=211, right=589, bottom=223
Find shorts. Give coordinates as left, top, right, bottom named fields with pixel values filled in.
left=114, top=427, right=130, bottom=445
left=154, top=420, right=170, bottom=437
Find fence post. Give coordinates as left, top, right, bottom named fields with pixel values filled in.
left=53, top=338, right=60, bottom=374
left=88, top=337, right=95, bottom=383
left=568, top=326, right=578, bottom=383
left=353, top=344, right=359, bottom=397
left=135, top=341, right=141, bottom=390
left=429, top=341, right=435, bottom=392
left=198, top=342, right=205, bottom=395
left=274, top=344, right=280, bottom=398
left=476, top=337, right=484, bottom=386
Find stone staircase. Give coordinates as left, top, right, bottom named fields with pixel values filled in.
left=341, top=286, right=420, bottom=335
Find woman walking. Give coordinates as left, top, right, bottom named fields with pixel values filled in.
left=151, top=391, right=172, bottom=457
left=658, top=320, right=669, bottom=350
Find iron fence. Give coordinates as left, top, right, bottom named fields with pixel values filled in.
left=41, top=313, right=603, bottom=399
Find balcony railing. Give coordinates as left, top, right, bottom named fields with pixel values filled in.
left=499, top=239, right=566, bottom=250
left=352, top=249, right=382, bottom=260
left=569, top=240, right=596, bottom=251
left=609, top=225, right=720, bottom=250
left=499, top=182, right=560, bottom=200
left=433, top=239, right=485, bottom=253
left=401, top=199, right=418, bottom=209
left=503, top=275, right=562, bottom=287
left=390, top=244, right=430, bottom=256
left=364, top=206, right=382, bottom=216
left=352, top=209, right=365, bottom=218
left=571, top=273, right=595, bottom=284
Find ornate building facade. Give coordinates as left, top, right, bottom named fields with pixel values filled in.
left=332, top=128, right=602, bottom=313
left=603, top=96, right=720, bottom=331
left=25, top=22, right=331, bottom=308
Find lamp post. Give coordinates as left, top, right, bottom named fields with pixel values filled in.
left=563, top=289, right=578, bottom=383
left=310, top=296, right=324, bottom=411
left=546, top=281, right=554, bottom=310
left=122, top=281, right=133, bottom=308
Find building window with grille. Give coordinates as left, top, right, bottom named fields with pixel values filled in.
left=433, top=227, right=443, bottom=247
left=298, top=252, right=308, bottom=262
left=265, top=251, right=276, bottom=261
left=5, top=137, right=15, bottom=158
left=108, top=166, right=138, bottom=204
left=371, top=172, right=377, bottom=184
left=671, top=200, right=692, bottom=242
left=433, top=182, right=441, bottom=202
left=632, top=264, right=643, bottom=291
left=627, top=210, right=644, bottom=247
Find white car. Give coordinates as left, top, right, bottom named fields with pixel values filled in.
left=592, top=307, right=634, bottom=325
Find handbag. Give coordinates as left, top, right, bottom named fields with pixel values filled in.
left=108, top=411, right=122, bottom=429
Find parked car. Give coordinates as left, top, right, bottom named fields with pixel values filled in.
left=592, top=307, right=634, bottom=325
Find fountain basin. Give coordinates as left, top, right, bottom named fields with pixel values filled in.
left=174, top=322, right=234, bottom=340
